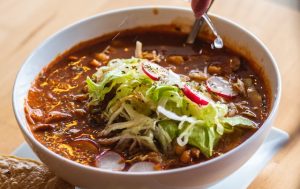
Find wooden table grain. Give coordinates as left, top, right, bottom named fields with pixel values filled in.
left=0, top=0, right=299, bottom=188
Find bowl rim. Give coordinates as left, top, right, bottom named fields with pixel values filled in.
left=12, top=5, right=281, bottom=176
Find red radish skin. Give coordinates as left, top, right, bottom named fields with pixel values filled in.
left=141, top=63, right=160, bottom=80
left=141, top=61, right=182, bottom=87
left=183, top=85, right=209, bottom=105
left=96, top=151, right=125, bottom=171
left=141, top=61, right=213, bottom=105
left=206, top=76, right=238, bottom=98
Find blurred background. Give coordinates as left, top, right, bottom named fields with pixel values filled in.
left=0, top=0, right=299, bottom=188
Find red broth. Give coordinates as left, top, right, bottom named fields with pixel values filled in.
left=25, top=25, right=270, bottom=170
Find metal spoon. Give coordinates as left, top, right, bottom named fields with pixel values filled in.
left=186, top=0, right=223, bottom=49
left=202, top=13, right=223, bottom=49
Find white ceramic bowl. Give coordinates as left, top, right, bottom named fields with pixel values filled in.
left=13, top=6, right=281, bottom=189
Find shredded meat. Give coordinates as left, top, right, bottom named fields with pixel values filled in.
left=208, top=65, right=222, bottom=74
left=174, top=144, right=186, bottom=155
left=227, top=102, right=238, bottom=117
left=95, top=53, right=109, bottom=64
left=89, top=59, right=102, bottom=67
left=45, top=111, right=71, bottom=123
left=190, top=148, right=201, bottom=159
left=180, top=150, right=192, bottom=163
left=189, top=70, right=208, bottom=82
left=167, top=55, right=184, bottom=65
left=72, top=109, right=86, bottom=117
left=32, top=124, right=56, bottom=132
left=68, top=56, right=79, bottom=61
left=142, top=50, right=163, bottom=62
left=25, top=104, right=44, bottom=123
left=233, top=79, right=246, bottom=96
left=126, top=152, right=162, bottom=164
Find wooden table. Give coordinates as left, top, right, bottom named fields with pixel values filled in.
left=1, top=0, right=299, bottom=188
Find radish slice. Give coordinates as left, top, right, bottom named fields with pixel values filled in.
left=141, top=61, right=184, bottom=88
left=182, top=85, right=210, bottom=105
left=206, top=76, right=238, bottom=98
left=96, top=151, right=125, bottom=171
left=69, top=138, right=99, bottom=153
left=141, top=61, right=167, bottom=81
left=128, top=162, right=156, bottom=172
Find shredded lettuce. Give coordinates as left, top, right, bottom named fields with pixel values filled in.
left=86, top=58, right=258, bottom=157
left=86, top=59, right=153, bottom=107
left=221, top=116, right=258, bottom=129
left=158, top=120, right=178, bottom=139
left=189, top=125, right=220, bottom=157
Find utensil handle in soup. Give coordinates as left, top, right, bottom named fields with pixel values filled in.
left=186, top=0, right=215, bottom=44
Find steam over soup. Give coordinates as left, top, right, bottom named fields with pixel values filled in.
left=25, top=25, right=269, bottom=171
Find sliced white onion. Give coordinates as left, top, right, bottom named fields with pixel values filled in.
left=206, top=76, right=238, bottom=98
left=128, top=162, right=156, bottom=172
left=167, top=70, right=184, bottom=88
left=141, top=60, right=167, bottom=80
left=157, top=106, right=196, bottom=123
left=135, top=41, right=143, bottom=58
left=96, top=151, right=125, bottom=171
left=141, top=61, right=185, bottom=88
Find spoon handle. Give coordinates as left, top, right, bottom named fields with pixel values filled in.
left=186, top=18, right=205, bottom=44
left=186, top=0, right=215, bottom=44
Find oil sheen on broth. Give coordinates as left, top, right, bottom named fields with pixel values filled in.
left=25, top=25, right=269, bottom=170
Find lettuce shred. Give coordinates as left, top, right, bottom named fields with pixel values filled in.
left=86, top=58, right=258, bottom=157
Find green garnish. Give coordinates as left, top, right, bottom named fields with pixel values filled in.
left=86, top=58, right=257, bottom=157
